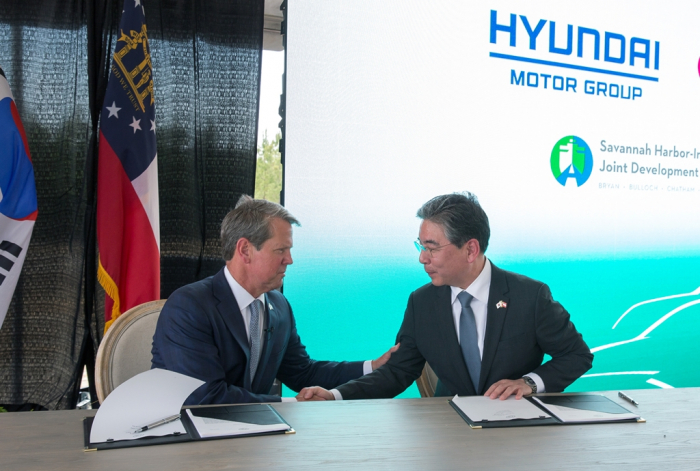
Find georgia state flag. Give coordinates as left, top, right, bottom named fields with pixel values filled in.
left=97, top=0, right=160, bottom=332
left=0, top=67, right=38, bottom=329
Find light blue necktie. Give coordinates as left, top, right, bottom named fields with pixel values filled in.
left=457, top=291, right=481, bottom=392
left=249, top=299, right=263, bottom=380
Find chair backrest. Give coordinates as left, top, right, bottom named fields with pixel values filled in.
left=94, top=300, right=166, bottom=403
left=415, top=362, right=439, bottom=397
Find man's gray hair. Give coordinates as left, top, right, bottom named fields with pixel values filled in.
left=416, top=192, right=490, bottom=252
left=221, top=195, right=300, bottom=260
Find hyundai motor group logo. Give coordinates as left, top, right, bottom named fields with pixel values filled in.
left=550, top=136, right=593, bottom=186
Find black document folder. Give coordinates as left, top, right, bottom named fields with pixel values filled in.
left=450, top=394, right=644, bottom=429
left=83, top=403, right=293, bottom=451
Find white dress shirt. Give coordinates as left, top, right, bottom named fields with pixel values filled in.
left=224, top=267, right=266, bottom=343
left=331, top=258, right=544, bottom=400
left=224, top=268, right=372, bottom=402
left=450, top=258, right=491, bottom=356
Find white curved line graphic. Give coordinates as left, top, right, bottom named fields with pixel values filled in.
left=639, top=298, right=700, bottom=337
left=646, top=378, right=674, bottom=389
left=582, top=371, right=659, bottom=378
left=592, top=298, right=700, bottom=353
left=590, top=337, right=643, bottom=353
left=612, top=286, right=700, bottom=329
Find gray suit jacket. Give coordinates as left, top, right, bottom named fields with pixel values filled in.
left=337, top=263, right=593, bottom=399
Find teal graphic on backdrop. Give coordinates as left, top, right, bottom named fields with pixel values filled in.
left=551, top=136, right=593, bottom=186
left=284, top=252, right=700, bottom=398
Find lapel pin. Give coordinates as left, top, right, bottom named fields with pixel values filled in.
left=268, top=303, right=274, bottom=311
left=496, top=300, right=507, bottom=309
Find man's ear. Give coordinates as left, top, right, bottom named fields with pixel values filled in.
left=236, top=238, right=253, bottom=263
left=465, top=239, right=481, bottom=263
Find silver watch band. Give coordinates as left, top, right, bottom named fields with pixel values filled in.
left=522, top=375, right=537, bottom=394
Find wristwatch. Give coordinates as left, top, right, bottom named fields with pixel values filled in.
left=522, top=375, right=537, bottom=394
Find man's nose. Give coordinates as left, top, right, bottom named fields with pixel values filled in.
left=418, top=249, right=429, bottom=264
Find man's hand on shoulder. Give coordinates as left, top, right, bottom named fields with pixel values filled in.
left=484, top=378, right=532, bottom=400
left=296, top=386, right=335, bottom=401
left=372, top=343, right=400, bottom=370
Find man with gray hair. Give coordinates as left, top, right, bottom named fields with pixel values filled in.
left=298, top=192, right=592, bottom=401
left=152, top=195, right=397, bottom=404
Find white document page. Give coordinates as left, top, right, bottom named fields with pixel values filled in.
left=451, top=395, right=551, bottom=422
left=90, top=368, right=204, bottom=443
left=532, top=396, right=640, bottom=423
left=185, top=409, right=289, bottom=438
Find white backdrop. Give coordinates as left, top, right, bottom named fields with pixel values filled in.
left=282, top=0, right=700, bottom=395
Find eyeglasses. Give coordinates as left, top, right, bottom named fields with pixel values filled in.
left=414, top=239, right=452, bottom=257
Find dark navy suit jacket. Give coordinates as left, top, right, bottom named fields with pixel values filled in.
left=152, top=268, right=364, bottom=404
left=337, top=263, right=593, bottom=399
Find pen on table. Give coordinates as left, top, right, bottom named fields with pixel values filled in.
left=134, top=414, right=181, bottom=433
left=618, top=391, right=639, bottom=407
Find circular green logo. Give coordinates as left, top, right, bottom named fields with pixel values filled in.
left=551, top=136, right=593, bottom=187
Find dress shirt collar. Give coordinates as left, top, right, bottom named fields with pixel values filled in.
left=223, top=266, right=266, bottom=312
left=450, top=258, right=492, bottom=305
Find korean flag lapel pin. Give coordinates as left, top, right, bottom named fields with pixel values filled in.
left=496, top=300, right=508, bottom=309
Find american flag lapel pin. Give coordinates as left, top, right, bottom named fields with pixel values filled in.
left=496, top=300, right=507, bottom=309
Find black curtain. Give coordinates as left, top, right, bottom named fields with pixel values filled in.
left=149, top=0, right=262, bottom=296
left=0, top=0, right=263, bottom=410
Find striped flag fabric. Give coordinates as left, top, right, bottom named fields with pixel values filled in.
left=0, top=67, right=38, bottom=330
left=97, top=0, right=160, bottom=332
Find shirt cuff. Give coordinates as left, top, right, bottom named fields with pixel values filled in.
left=330, top=388, right=343, bottom=401
left=526, top=372, right=545, bottom=393
left=363, top=360, right=373, bottom=375
left=280, top=396, right=297, bottom=402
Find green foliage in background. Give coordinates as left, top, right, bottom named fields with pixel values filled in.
left=255, top=131, right=282, bottom=203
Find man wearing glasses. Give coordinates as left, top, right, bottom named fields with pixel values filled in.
left=298, top=192, right=592, bottom=401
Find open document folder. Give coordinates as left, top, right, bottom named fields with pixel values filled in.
left=186, top=406, right=290, bottom=438
left=531, top=395, right=641, bottom=423
left=90, top=368, right=204, bottom=443
left=451, top=395, right=552, bottom=423
left=450, top=394, right=644, bottom=429
left=85, top=369, right=292, bottom=451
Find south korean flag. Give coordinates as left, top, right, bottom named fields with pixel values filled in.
left=0, top=67, right=37, bottom=329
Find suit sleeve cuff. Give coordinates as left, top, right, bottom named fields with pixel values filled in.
left=526, top=372, right=545, bottom=393
left=363, top=360, right=373, bottom=375
left=330, top=388, right=343, bottom=401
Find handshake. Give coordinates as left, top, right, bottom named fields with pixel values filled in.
left=295, top=343, right=400, bottom=402
left=296, top=386, right=335, bottom=401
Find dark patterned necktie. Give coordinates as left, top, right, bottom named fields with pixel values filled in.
left=249, top=299, right=263, bottom=380
left=457, top=291, right=481, bottom=392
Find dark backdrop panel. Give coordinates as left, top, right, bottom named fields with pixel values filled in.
left=149, top=0, right=263, bottom=297
left=0, top=0, right=91, bottom=410
left=0, top=0, right=263, bottom=410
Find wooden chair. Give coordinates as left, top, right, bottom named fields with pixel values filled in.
left=94, top=300, right=166, bottom=404
left=415, top=362, right=439, bottom=397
